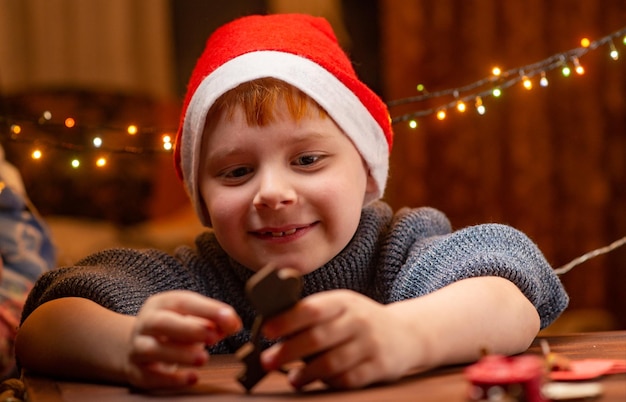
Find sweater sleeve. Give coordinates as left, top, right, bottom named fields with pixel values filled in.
left=20, top=248, right=200, bottom=323
left=384, top=209, right=568, bottom=329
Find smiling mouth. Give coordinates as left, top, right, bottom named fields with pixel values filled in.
left=254, top=222, right=318, bottom=239
left=263, top=228, right=298, bottom=237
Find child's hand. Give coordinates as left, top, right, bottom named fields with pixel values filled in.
left=260, top=289, right=420, bottom=390
left=126, top=290, right=242, bottom=389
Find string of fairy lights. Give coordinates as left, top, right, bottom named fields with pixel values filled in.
left=390, top=26, right=626, bottom=127
left=1, top=115, right=176, bottom=170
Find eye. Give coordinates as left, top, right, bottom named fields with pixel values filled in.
left=223, top=166, right=253, bottom=179
left=294, top=154, right=321, bottom=166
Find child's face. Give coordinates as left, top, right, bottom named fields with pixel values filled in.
left=199, top=100, right=375, bottom=274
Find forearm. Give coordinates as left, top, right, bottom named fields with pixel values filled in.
left=16, top=297, right=134, bottom=384
left=390, top=276, right=540, bottom=372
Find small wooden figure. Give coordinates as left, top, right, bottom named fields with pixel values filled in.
left=236, top=264, right=302, bottom=391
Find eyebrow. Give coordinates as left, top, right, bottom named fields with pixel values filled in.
left=206, top=130, right=335, bottom=161
left=205, top=147, right=245, bottom=163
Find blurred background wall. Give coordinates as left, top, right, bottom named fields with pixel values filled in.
left=0, top=0, right=624, bottom=331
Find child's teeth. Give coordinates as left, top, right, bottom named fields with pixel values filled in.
left=270, top=228, right=297, bottom=237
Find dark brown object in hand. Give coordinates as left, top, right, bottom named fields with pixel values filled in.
left=236, top=264, right=302, bottom=391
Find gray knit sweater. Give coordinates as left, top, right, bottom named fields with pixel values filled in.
left=21, top=202, right=568, bottom=353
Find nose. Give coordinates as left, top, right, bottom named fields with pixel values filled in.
left=252, top=168, right=297, bottom=210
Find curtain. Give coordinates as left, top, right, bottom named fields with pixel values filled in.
left=381, top=0, right=626, bottom=329
left=0, top=0, right=175, bottom=99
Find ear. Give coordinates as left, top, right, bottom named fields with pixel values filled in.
left=198, top=196, right=213, bottom=227
left=363, top=169, right=378, bottom=205
left=365, top=171, right=377, bottom=194
left=202, top=206, right=213, bottom=228
left=203, top=213, right=212, bottom=228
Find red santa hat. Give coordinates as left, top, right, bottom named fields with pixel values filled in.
left=174, top=13, right=393, bottom=226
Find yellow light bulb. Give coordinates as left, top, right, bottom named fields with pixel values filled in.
left=580, top=37, right=590, bottom=48
left=492, top=88, right=502, bottom=97
left=10, top=124, right=21, bottom=134
left=127, top=125, right=138, bottom=135
left=522, top=77, right=532, bottom=90
left=456, top=101, right=466, bottom=113
left=409, top=120, right=418, bottom=129
left=163, top=142, right=173, bottom=151
left=492, top=67, right=502, bottom=76
left=32, top=150, right=42, bottom=160
left=96, top=157, right=107, bottom=167
left=65, top=117, right=75, bottom=128
left=71, top=159, right=80, bottom=168
left=436, top=110, right=446, bottom=120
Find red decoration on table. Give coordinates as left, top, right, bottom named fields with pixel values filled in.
left=549, top=359, right=626, bottom=381
left=465, top=354, right=547, bottom=402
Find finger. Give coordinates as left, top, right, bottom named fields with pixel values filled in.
left=324, top=355, right=404, bottom=390
left=309, top=343, right=405, bottom=390
left=148, top=291, right=241, bottom=327
left=262, top=291, right=347, bottom=339
left=322, top=359, right=380, bottom=390
left=144, top=291, right=242, bottom=335
left=130, top=363, right=200, bottom=389
left=286, top=338, right=369, bottom=389
left=137, top=309, right=221, bottom=344
left=261, top=311, right=354, bottom=371
left=289, top=356, right=389, bottom=390
left=130, top=334, right=209, bottom=367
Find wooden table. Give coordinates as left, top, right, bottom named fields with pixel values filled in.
left=23, top=331, right=626, bottom=401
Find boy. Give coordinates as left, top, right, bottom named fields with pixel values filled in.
left=16, top=14, right=568, bottom=391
